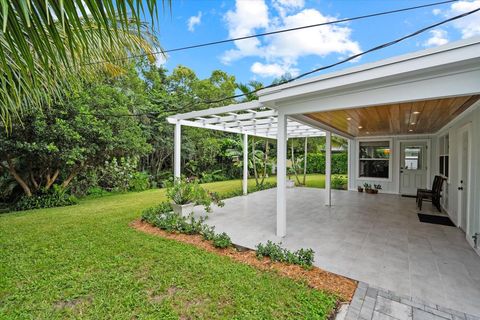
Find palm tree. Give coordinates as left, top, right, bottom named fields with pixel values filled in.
left=236, top=81, right=264, bottom=102
left=0, top=1, right=167, bottom=127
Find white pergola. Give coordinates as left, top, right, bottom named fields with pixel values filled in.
left=167, top=100, right=334, bottom=236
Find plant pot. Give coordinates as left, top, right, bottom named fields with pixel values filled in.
left=357, top=187, right=364, bottom=192
left=171, top=202, right=195, bottom=217
left=286, top=179, right=295, bottom=188
left=372, top=189, right=379, bottom=194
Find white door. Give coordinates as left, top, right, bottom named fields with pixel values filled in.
left=457, top=124, right=471, bottom=233
left=400, top=142, right=428, bottom=195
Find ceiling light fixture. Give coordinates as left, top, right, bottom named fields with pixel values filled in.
left=409, top=129, right=413, bottom=132
left=346, top=117, right=352, bottom=121
left=413, top=111, right=420, bottom=114
left=411, top=122, right=416, bottom=125
left=358, top=126, right=363, bottom=129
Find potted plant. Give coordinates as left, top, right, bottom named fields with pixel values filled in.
left=373, top=184, right=382, bottom=194
left=357, top=185, right=364, bottom=192
left=166, top=177, right=224, bottom=217
left=363, top=183, right=374, bottom=194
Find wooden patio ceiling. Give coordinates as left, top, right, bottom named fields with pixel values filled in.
left=306, top=95, right=480, bottom=137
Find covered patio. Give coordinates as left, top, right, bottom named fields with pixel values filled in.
left=195, top=188, right=480, bottom=316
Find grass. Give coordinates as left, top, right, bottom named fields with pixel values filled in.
left=0, top=176, right=337, bottom=319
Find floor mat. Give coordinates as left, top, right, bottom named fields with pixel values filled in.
left=418, top=213, right=455, bottom=227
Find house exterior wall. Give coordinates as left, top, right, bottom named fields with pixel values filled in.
left=347, top=102, right=480, bottom=239
left=348, top=135, right=433, bottom=194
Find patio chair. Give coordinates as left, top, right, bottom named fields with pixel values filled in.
left=416, top=175, right=445, bottom=212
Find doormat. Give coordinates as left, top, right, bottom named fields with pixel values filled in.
left=401, top=194, right=417, bottom=198
left=417, top=213, right=455, bottom=227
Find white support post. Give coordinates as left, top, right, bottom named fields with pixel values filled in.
left=243, top=133, right=248, bottom=195
left=174, top=121, right=181, bottom=179
left=347, top=139, right=353, bottom=190
left=276, top=112, right=287, bottom=237
left=325, top=131, right=332, bottom=206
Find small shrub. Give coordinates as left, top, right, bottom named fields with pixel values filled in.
left=129, top=172, right=151, bottom=192
left=200, top=224, right=216, bottom=241
left=166, top=177, right=224, bottom=213
left=331, top=175, right=348, bottom=190
left=14, top=186, right=78, bottom=211
left=255, top=241, right=315, bottom=268
left=212, top=232, right=232, bottom=249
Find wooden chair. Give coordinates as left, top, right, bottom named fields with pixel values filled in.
left=417, top=176, right=445, bottom=212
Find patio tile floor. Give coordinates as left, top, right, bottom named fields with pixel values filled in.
left=195, top=188, right=480, bottom=316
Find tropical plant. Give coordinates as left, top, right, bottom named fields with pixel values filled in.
left=236, top=81, right=264, bottom=102
left=256, top=241, right=315, bottom=268
left=0, top=1, right=165, bottom=127
left=14, top=185, right=78, bottom=211
left=212, top=232, right=232, bottom=249
left=165, top=178, right=224, bottom=213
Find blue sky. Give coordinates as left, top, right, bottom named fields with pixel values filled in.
left=152, top=0, right=479, bottom=84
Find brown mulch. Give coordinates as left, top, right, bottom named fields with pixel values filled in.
left=131, top=219, right=357, bottom=302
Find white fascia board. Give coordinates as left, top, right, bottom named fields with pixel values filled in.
left=258, top=37, right=480, bottom=104
left=170, top=100, right=262, bottom=120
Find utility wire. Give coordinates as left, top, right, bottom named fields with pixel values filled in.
left=80, top=6, right=480, bottom=118
left=84, top=0, right=458, bottom=66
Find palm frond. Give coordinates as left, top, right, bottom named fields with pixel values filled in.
left=0, top=0, right=168, bottom=127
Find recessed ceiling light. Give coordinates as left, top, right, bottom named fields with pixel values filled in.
left=346, top=117, right=352, bottom=121
left=409, top=129, right=413, bottom=132
left=413, top=111, right=420, bottom=114
left=366, top=131, right=370, bottom=134
left=358, top=126, right=363, bottom=129
left=411, top=122, right=416, bottom=125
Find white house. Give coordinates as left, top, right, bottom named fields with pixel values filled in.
left=168, top=36, right=480, bottom=255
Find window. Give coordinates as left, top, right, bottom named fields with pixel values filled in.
left=404, top=147, right=423, bottom=170
left=358, top=141, right=391, bottom=179
left=438, top=134, right=449, bottom=178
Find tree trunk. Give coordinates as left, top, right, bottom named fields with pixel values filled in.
left=62, top=167, right=80, bottom=189
left=45, top=169, right=60, bottom=190
left=303, top=137, right=308, bottom=185
left=5, top=158, right=32, bottom=196
left=291, top=140, right=302, bottom=185
left=260, top=140, right=269, bottom=186
left=252, top=137, right=259, bottom=186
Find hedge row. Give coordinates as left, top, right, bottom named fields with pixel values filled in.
left=306, top=152, right=347, bottom=174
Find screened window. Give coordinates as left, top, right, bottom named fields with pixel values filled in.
left=438, top=135, right=449, bottom=178
left=359, top=141, right=390, bottom=179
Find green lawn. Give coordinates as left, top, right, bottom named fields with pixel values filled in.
left=0, top=176, right=337, bottom=319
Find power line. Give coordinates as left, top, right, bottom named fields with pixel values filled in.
left=84, top=0, right=458, bottom=66
left=194, top=6, right=480, bottom=106
left=79, top=6, right=480, bottom=118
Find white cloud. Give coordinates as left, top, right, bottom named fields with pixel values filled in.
left=222, top=0, right=361, bottom=78
left=449, top=0, right=480, bottom=38
left=423, top=29, right=449, bottom=47
left=435, top=1, right=480, bottom=39
left=250, top=62, right=299, bottom=78
left=187, top=11, right=202, bottom=32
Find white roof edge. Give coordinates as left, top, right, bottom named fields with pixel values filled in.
left=168, top=100, right=262, bottom=120
left=257, top=36, right=480, bottom=98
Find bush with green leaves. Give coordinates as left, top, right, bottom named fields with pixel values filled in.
left=218, top=181, right=276, bottom=200
left=212, top=232, right=232, bottom=249
left=129, top=172, right=151, bottom=192
left=166, top=177, right=224, bottom=213
left=331, top=175, right=348, bottom=190
left=256, top=241, right=315, bottom=268
left=140, top=201, right=232, bottom=248
left=14, top=186, right=78, bottom=211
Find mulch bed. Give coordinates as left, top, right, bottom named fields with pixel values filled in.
left=131, top=220, right=357, bottom=302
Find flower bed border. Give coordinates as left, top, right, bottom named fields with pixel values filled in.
left=131, top=219, right=357, bottom=302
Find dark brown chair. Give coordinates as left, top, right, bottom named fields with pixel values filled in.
left=417, top=175, right=445, bottom=212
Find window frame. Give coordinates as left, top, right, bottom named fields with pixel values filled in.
left=356, top=138, right=393, bottom=182
left=438, top=134, right=450, bottom=182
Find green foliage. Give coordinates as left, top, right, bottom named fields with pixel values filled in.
left=212, top=232, right=232, bottom=249
left=306, top=152, right=348, bottom=174
left=166, top=178, right=224, bottom=213
left=141, top=201, right=231, bottom=248
left=130, top=172, right=151, bottom=192
left=256, top=241, right=315, bottom=268
left=218, top=182, right=276, bottom=200
left=14, top=186, right=78, bottom=211
left=331, top=175, right=348, bottom=190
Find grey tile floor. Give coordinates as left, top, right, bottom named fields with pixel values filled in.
left=194, top=188, right=480, bottom=316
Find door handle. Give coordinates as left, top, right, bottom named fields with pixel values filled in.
left=458, top=187, right=464, bottom=190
